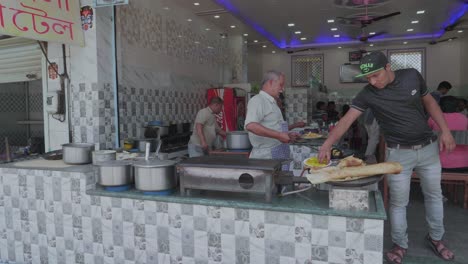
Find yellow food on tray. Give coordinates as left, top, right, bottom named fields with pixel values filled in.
left=303, top=157, right=330, bottom=169
left=301, top=132, right=322, bottom=139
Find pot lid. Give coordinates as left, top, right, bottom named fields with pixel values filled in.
left=96, top=160, right=133, bottom=167
left=133, top=159, right=177, bottom=168
left=62, top=143, right=95, bottom=148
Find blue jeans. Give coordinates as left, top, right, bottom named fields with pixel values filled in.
left=385, top=141, right=444, bottom=249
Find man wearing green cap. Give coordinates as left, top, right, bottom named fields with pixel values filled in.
left=318, top=51, right=456, bottom=263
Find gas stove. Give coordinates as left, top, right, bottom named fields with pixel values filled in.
left=177, top=156, right=283, bottom=202
left=158, top=132, right=190, bottom=157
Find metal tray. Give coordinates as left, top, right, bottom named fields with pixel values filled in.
left=326, top=175, right=384, bottom=187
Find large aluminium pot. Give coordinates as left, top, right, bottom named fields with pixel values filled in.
left=226, top=131, right=251, bottom=150
left=133, top=159, right=177, bottom=191
left=62, top=143, right=95, bottom=164
left=92, top=150, right=117, bottom=165
left=96, top=160, right=133, bottom=186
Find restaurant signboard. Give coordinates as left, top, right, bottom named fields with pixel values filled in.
left=0, top=0, right=84, bottom=46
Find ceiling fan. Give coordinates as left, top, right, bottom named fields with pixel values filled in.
left=428, top=37, right=458, bottom=45
left=356, top=30, right=386, bottom=42
left=337, top=0, right=401, bottom=28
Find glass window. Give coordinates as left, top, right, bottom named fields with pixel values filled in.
left=388, top=48, right=425, bottom=77
left=291, top=54, right=324, bottom=87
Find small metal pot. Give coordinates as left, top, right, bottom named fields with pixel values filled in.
left=133, top=159, right=177, bottom=191
left=226, top=131, right=251, bottom=150
left=62, top=143, right=95, bottom=164
left=97, top=160, right=133, bottom=186
left=92, top=150, right=117, bottom=165
left=135, top=138, right=158, bottom=152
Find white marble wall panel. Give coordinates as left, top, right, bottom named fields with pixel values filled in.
left=115, top=0, right=244, bottom=140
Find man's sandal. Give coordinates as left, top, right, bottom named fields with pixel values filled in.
left=385, top=244, right=407, bottom=264
left=426, top=234, right=455, bottom=261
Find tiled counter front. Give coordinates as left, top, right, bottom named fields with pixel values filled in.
left=0, top=167, right=384, bottom=264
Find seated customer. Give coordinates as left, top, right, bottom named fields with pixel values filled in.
left=312, top=101, right=328, bottom=122
left=428, top=96, right=468, bottom=168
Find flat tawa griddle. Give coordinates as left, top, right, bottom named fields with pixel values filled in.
left=326, top=175, right=384, bottom=187
left=178, top=156, right=282, bottom=171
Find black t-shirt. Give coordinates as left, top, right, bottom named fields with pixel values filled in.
left=351, top=68, right=433, bottom=145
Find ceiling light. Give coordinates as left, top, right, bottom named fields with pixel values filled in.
left=207, top=46, right=214, bottom=49
left=244, top=41, right=247, bottom=43
left=288, top=23, right=295, bottom=27
left=230, top=25, right=236, bottom=28
left=214, top=15, right=220, bottom=19
left=416, top=10, right=425, bottom=14
left=333, top=34, right=340, bottom=38
left=205, top=28, right=210, bottom=31
left=193, top=2, right=200, bottom=6
left=458, top=30, right=464, bottom=33
left=448, top=38, right=453, bottom=41
left=369, top=32, right=376, bottom=35
left=411, top=20, right=419, bottom=24
left=403, top=41, right=408, bottom=44
left=369, top=44, right=374, bottom=47
left=243, top=33, right=248, bottom=36
left=195, top=41, right=200, bottom=44
left=300, top=37, right=307, bottom=40
left=295, top=31, right=301, bottom=34
left=178, top=35, right=182, bottom=38
left=272, top=51, right=276, bottom=54
left=163, top=7, right=169, bottom=10
left=262, top=45, right=267, bottom=48
left=187, top=18, right=192, bottom=22
left=327, top=19, right=334, bottom=23
left=331, top=28, right=338, bottom=31
left=407, top=28, right=414, bottom=32
left=338, top=46, right=342, bottom=49
left=254, top=40, right=258, bottom=43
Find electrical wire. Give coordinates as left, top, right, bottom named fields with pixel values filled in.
left=37, top=41, right=66, bottom=122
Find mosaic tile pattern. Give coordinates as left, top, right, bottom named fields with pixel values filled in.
left=115, top=0, right=244, bottom=141
left=0, top=167, right=384, bottom=264
left=117, top=81, right=207, bottom=140
left=284, top=88, right=310, bottom=124
left=70, top=82, right=116, bottom=150
left=284, top=88, right=357, bottom=125
left=330, top=188, right=369, bottom=211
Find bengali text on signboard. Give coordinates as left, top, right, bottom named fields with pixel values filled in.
left=0, top=0, right=84, bottom=46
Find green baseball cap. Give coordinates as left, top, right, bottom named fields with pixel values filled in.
left=355, top=51, right=388, bottom=78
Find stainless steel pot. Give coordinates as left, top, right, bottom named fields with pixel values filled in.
left=135, top=138, right=158, bottom=152
left=96, top=160, right=133, bottom=186
left=133, top=159, right=177, bottom=191
left=92, top=150, right=117, bottom=165
left=62, top=143, right=95, bottom=164
left=226, top=131, right=251, bottom=150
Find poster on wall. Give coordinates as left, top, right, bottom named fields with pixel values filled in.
left=94, top=0, right=128, bottom=7
left=0, top=0, right=84, bottom=46
left=80, top=6, right=93, bottom=31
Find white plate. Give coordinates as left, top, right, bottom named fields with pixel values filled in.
left=302, top=157, right=332, bottom=169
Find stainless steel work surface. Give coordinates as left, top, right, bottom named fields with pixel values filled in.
left=177, top=156, right=281, bottom=170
